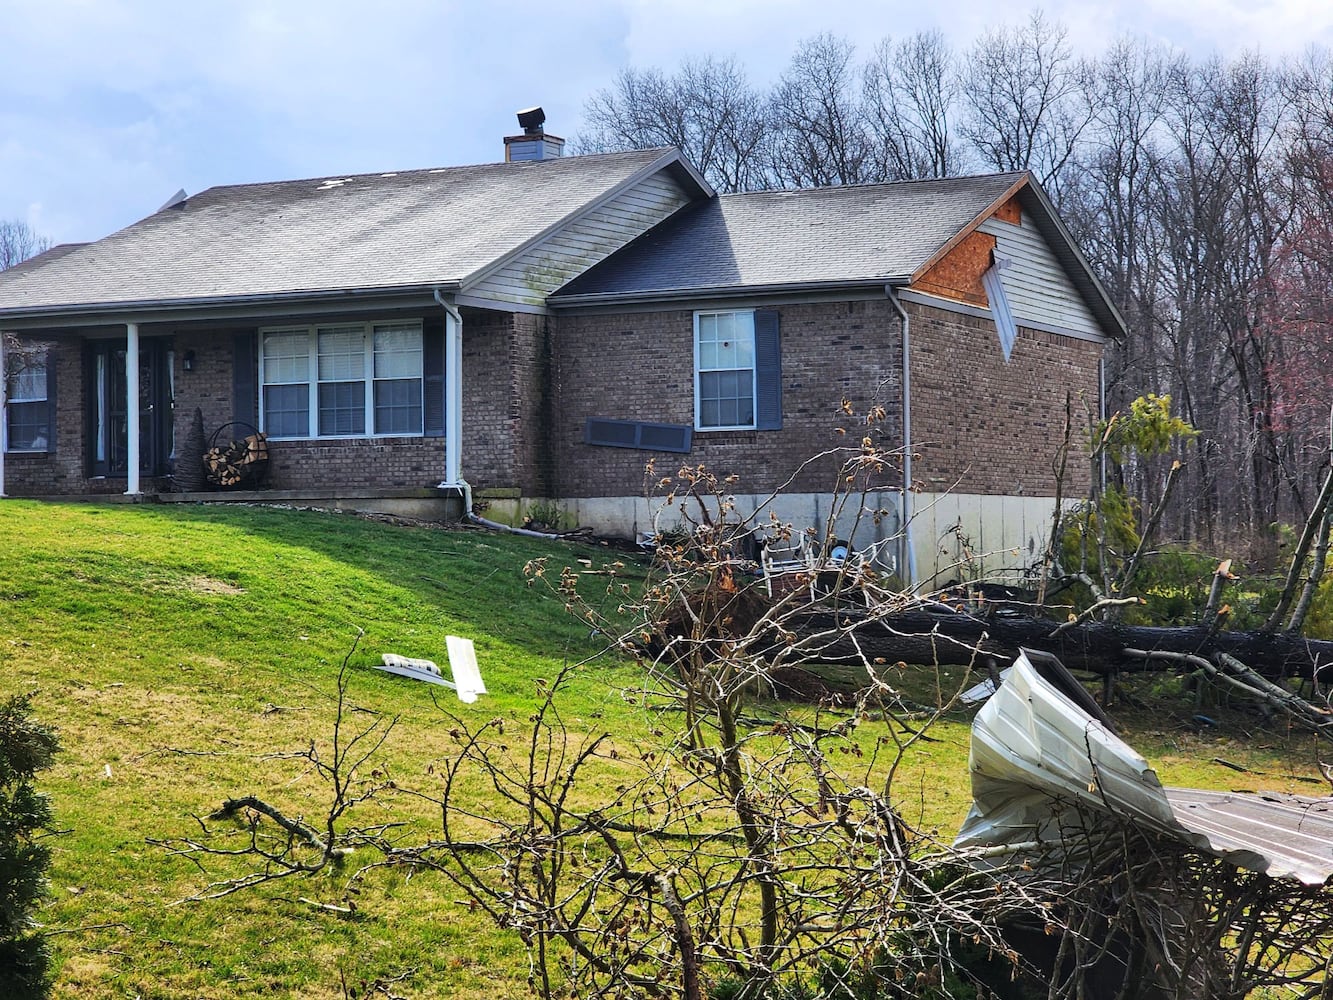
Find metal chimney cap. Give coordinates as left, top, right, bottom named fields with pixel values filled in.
left=516, top=106, right=546, bottom=133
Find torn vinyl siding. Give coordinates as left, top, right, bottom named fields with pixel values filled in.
left=470, top=171, right=693, bottom=307
left=979, top=209, right=1102, bottom=339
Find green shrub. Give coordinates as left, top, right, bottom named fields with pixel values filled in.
left=1059, top=486, right=1140, bottom=609
left=1299, top=576, right=1333, bottom=640
left=0, top=693, right=60, bottom=1000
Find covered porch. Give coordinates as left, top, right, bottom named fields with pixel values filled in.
left=1, top=294, right=471, bottom=502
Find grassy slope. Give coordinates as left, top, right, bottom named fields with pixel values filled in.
left=0, top=502, right=1321, bottom=999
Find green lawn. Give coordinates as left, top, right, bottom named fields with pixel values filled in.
left=0, top=501, right=1321, bottom=999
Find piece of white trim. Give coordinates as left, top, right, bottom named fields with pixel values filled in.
left=125, top=322, right=140, bottom=495
left=446, top=635, right=487, bottom=703
left=376, top=639, right=487, bottom=703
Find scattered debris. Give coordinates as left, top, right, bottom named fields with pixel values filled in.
left=376, top=637, right=487, bottom=703
left=956, top=649, right=1333, bottom=884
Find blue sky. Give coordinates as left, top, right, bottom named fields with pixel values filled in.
left=3, top=0, right=1330, bottom=246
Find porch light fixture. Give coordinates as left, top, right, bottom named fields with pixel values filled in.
left=183, top=350, right=196, bottom=372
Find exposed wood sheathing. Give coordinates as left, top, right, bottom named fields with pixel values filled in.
left=993, top=194, right=1022, bottom=225
left=914, top=229, right=997, bottom=307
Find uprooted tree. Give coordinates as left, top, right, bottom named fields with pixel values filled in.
left=157, top=406, right=1333, bottom=999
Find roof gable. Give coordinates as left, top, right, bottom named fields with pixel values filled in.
left=0, top=148, right=707, bottom=319
left=552, top=173, right=1026, bottom=300
left=551, top=171, right=1125, bottom=340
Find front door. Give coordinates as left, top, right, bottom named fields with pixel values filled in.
left=88, top=338, right=175, bottom=478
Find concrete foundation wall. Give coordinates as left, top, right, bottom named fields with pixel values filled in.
left=479, top=488, right=1064, bottom=589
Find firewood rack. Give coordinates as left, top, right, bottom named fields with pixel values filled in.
left=204, top=421, right=270, bottom=489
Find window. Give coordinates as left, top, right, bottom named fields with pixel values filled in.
left=5, top=351, right=51, bottom=452
left=259, top=322, right=424, bottom=439
left=695, top=311, right=756, bottom=430
left=694, top=309, right=783, bottom=432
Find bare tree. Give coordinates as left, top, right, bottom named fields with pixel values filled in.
left=0, top=220, right=49, bottom=271
left=862, top=31, right=968, bottom=180
left=767, top=34, right=872, bottom=188
left=576, top=57, right=770, bottom=193
left=959, top=10, right=1096, bottom=196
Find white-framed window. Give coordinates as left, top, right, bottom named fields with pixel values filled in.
left=5, top=352, right=50, bottom=452
left=694, top=310, right=757, bottom=431
left=259, top=321, right=424, bottom=439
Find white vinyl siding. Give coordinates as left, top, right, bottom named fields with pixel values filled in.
left=260, top=321, right=424, bottom=439
left=979, top=209, right=1102, bottom=339
left=695, top=310, right=757, bottom=430
left=471, top=172, right=692, bottom=306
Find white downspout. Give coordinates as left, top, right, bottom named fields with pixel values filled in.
left=432, top=290, right=469, bottom=505
left=125, top=322, right=141, bottom=495
left=886, top=289, right=918, bottom=590
left=431, top=290, right=564, bottom=540
left=0, top=332, right=7, bottom=498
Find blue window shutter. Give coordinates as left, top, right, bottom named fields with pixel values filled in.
left=982, top=264, right=1018, bottom=362
left=754, top=309, right=782, bottom=430
left=232, top=333, right=257, bottom=424
left=44, top=350, right=57, bottom=452
left=423, top=320, right=446, bottom=438
left=585, top=417, right=692, bottom=453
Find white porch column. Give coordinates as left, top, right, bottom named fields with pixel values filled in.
left=444, top=305, right=463, bottom=487
left=125, top=322, right=141, bottom=495
left=0, top=331, right=7, bottom=498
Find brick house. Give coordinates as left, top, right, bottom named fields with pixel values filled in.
left=0, top=118, right=1122, bottom=586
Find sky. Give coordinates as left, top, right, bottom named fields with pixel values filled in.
left=3, top=0, right=1331, bottom=246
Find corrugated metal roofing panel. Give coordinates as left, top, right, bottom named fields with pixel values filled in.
left=956, top=651, right=1333, bottom=886
left=1165, top=786, right=1333, bottom=885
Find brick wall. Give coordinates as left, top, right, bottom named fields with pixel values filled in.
left=510, top=312, right=552, bottom=496
left=4, top=337, right=88, bottom=494
left=173, top=329, right=239, bottom=440
left=6, top=298, right=1101, bottom=503
left=266, top=437, right=444, bottom=488
left=550, top=297, right=1101, bottom=503
left=551, top=299, right=904, bottom=499
left=460, top=308, right=517, bottom=490
left=907, top=300, right=1099, bottom=496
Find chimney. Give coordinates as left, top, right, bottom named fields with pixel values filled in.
left=504, top=106, right=565, bottom=161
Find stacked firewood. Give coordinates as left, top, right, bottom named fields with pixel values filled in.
left=204, top=432, right=269, bottom=487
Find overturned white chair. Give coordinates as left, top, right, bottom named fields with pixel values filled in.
left=376, top=636, right=487, bottom=702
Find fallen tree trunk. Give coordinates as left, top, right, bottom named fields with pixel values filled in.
left=796, top=605, right=1333, bottom=680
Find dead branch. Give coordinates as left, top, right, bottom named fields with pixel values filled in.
left=1125, top=647, right=1333, bottom=742
left=1266, top=460, right=1333, bottom=632
left=208, top=796, right=336, bottom=856
left=1200, top=558, right=1234, bottom=621
left=1049, top=596, right=1145, bottom=636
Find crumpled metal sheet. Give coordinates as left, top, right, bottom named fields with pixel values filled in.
left=954, top=650, right=1333, bottom=886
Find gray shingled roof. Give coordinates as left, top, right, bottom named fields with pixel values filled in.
left=0, top=148, right=682, bottom=316
left=552, top=172, right=1028, bottom=301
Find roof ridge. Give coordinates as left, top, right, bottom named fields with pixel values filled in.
left=716, top=170, right=1029, bottom=199
left=191, top=147, right=679, bottom=199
